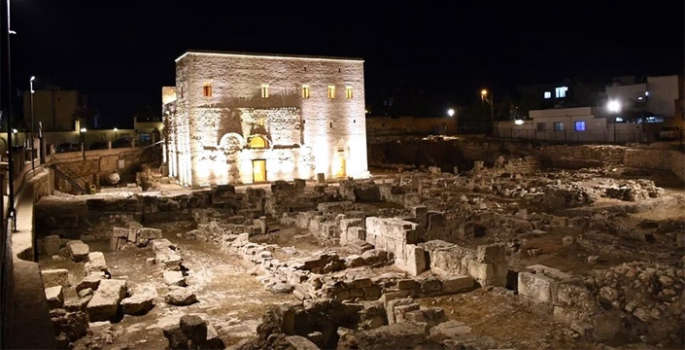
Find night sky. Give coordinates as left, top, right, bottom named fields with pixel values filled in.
left=10, top=1, right=685, bottom=127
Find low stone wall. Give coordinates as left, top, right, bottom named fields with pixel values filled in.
left=420, top=240, right=507, bottom=288
left=516, top=263, right=684, bottom=346
left=624, top=148, right=685, bottom=182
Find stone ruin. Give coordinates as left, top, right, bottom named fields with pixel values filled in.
left=32, top=149, right=685, bottom=349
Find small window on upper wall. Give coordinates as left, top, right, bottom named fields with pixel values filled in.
left=203, top=83, right=212, bottom=97
left=327, top=85, right=335, bottom=99
left=575, top=121, right=586, bottom=131
left=345, top=86, right=353, bottom=99
left=555, top=86, right=568, bottom=98
left=261, top=84, right=269, bottom=98
left=544, top=91, right=551, bottom=99
left=302, top=85, right=310, bottom=99
left=553, top=122, right=564, bottom=131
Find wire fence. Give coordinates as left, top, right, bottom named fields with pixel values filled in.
left=493, top=128, right=649, bottom=144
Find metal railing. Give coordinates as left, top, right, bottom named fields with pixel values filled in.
left=50, top=165, right=87, bottom=194
left=493, top=128, right=646, bottom=144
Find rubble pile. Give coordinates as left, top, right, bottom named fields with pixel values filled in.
left=150, top=239, right=199, bottom=306
left=588, top=262, right=685, bottom=346
left=604, top=179, right=663, bottom=202
left=244, top=298, right=497, bottom=350
left=109, top=223, right=163, bottom=250
left=516, top=262, right=685, bottom=347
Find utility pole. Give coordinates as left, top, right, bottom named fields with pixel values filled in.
left=1, top=0, right=15, bottom=231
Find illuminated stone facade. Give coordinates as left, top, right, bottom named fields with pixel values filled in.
left=164, top=50, right=369, bottom=188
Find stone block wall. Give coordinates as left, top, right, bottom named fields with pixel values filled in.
left=419, top=240, right=507, bottom=288
left=624, top=148, right=685, bottom=182
left=365, top=217, right=425, bottom=276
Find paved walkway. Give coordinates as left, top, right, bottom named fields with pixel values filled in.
left=6, top=173, right=55, bottom=349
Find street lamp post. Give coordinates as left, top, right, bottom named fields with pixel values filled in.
left=481, top=89, right=494, bottom=135
left=607, top=100, right=622, bottom=143
left=80, top=127, right=87, bottom=159
left=447, top=108, right=458, bottom=135
left=30, top=75, right=35, bottom=172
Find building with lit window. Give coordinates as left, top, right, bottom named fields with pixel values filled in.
left=163, top=50, right=369, bottom=188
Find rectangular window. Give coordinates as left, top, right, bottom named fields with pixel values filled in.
left=574, top=121, right=586, bottom=131
left=345, top=86, right=353, bottom=99
left=261, top=84, right=269, bottom=98
left=202, top=83, right=212, bottom=97
left=544, top=91, right=551, bottom=99
left=536, top=122, right=546, bottom=132
left=302, top=85, right=310, bottom=98
left=327, top=85, right=335, bottom=99
left=553, top=122, right=564, bottom=131
left=555, top=86, right=568, bottom=98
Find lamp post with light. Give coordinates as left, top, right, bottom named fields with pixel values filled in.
left=80, top=127, right=87, bottom=159
left=447, top=108, right=456, bottom=135
left=30, top=75, right=35, bottom=171
left=481, top=89, right=494, bottom=135
left=607, top=100, right=622, bottom=142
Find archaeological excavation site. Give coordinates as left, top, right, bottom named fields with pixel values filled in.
left=14, top=136, right=683, bottom=350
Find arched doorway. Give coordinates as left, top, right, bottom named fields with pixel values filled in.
left=334, top=139, right=347, bottom=178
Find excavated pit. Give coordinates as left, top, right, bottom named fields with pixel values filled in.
left=33, top=142, right=685, bottom=350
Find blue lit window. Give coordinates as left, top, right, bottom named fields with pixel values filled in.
left=574, top=121, right=586, bottom=131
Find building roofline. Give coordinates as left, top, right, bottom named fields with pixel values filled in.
left=175, top=49, right=364, bottom=63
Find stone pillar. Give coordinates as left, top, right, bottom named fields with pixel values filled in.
left=107, top=141, right=112, bottom=150
left=316, top=173, right=325, bottom=184
left=453, top=166, right=459, bottom=175
left=412, top=175, right=422, bottom=193
left=473, top=161, right=484, bottom=175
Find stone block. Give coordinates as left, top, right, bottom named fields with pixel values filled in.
left=45, top=286, right=64, bottom=309
left=165, top=288, right=197, bottom=306
left=419, top=277, right=442, bottom=295
left=180, top=315, right=207, bottom=344
left=363, top=286, right=382, bottom=300
left=285, top=335, right=320, bottom=350
left=163, top=271, right=187, bottom=287
left=393, top=303, right=420, bottom=323
left=112, top=227, right=129, bottom=238
left=441, top=275, right=475, bottom=294
left=464, top=258, right=508, bottom=287
left=518, top=271, right=553, bottom=304
left=41, top=269, right=69, bottom=288
left=162, top=324, right=189, bottom=350
left=353, top=278, right=373, bottom=289
left=68, top=241, right=90, bottom=262
left=77, top=273, right=105, bottom=293
left=397, top=279, right=417, bottom=290
left=120, top=291, right=155, bottom=315
left=397, top=244, right=427, bottom=277
left=476, top=243, right=506, bottom=263
left=386, top=297, right=414, bottom=324
left=84, top=252, right=107, bottom=275
left=87, top=279, right=127, bottom=322
left=42, top=235, right=62, bottom=256
left=139, top=228, right=163, bottom=240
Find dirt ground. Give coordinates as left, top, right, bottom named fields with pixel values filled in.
left=40, top=222, right=298, bottom=349
left=418, top=289, right=664, bottom=350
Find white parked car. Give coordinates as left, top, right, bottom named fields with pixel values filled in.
left=658, top=126, right=681, bottom=140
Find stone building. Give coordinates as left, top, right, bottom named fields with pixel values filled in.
left=163, top=50, right=369, bottom=188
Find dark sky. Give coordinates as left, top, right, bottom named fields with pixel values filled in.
left=10, top=1, right=685, bottom=126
